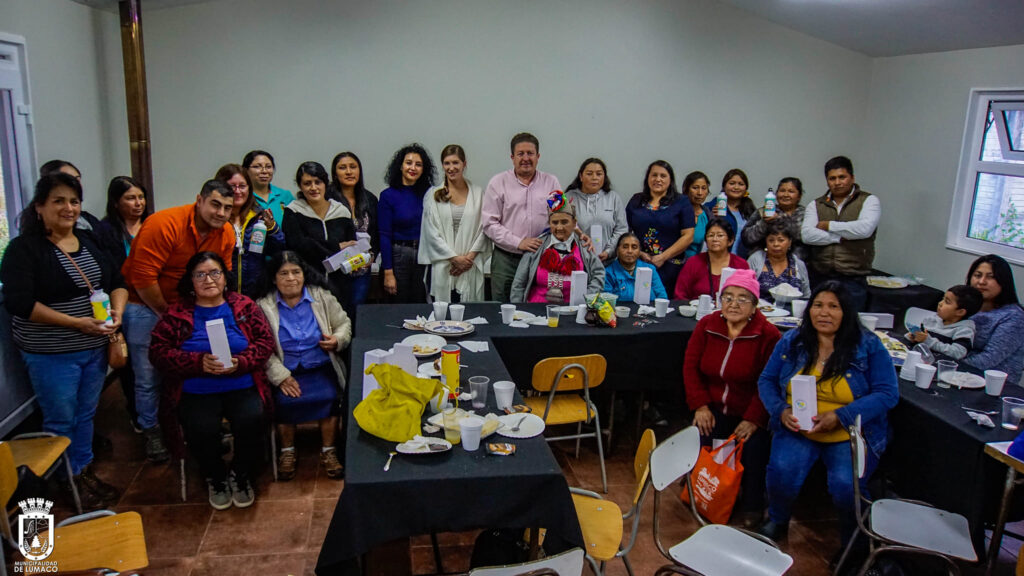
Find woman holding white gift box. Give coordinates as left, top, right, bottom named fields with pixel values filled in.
left=150, top=251, right=275, bottom=511
left=419, top=145, right=491, bottom=303
left=756, top=281, right=898, bottom=551
left=565, top=157, right=627, bottom=263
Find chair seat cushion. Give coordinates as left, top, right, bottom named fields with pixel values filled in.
left=869, top=499, right=977, bottom=561
left=669, top=525, right=793, bottom=576
left=9, top=436, right=70, bottom=476
left=571, top=493, right=623, bottom=562
left=523, top=396, right=594, bottom=426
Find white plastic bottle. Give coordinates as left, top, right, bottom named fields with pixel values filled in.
left=340, top=252, right=371, bottom=274
left=715, top=192, right=728, bottom=216
left=764, top=187, right=777, bottom=218
left=249, top=220, right=267, bottom=254
left=90, top=289, right=113, bottom=326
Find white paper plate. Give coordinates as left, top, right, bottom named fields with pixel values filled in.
left=426, top=409, right=501, bottom=438
left=512, top=310, right=536, bottom=321
left=768, top=316, right=800, bottom=329
left=759, top=306, right=789, bottom=318
left=418, top=361, right=441, bottom=378
left=941, top=371, right=985, bottom=389
left=526, top=317, right=550, bottom=326
left=553, top=306, right=577, bottom=315
left=497, top=413, right=546, bottom=439
left=400, top=333, right=447, bottom=357
left=423, top=320, right=475, bottom=337
left=395, top=437, right=452, bottom=455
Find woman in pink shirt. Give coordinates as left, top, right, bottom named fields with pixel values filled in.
left=509, top=191, right=605, bottom=303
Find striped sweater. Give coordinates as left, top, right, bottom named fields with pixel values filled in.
left=920, top=316, right=974, bottom=361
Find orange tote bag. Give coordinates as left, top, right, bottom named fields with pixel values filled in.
left=680, top=435, right=745, bottom=524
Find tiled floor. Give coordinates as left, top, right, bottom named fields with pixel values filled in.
left=4, top=384, right=1022, bottom=575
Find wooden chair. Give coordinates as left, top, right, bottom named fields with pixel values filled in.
left=0, top=442, right=147, bottom=574
left=833, top=416, right=975, bottom=576
left=467, top=546, right=585, bottom=575
left=525, top=354, right=608, bottom=493
left=649, top=427, right=793, bottom=575
left=570, top=429, right=656, bottom=576
left=5, top=432, right=81, bottom=514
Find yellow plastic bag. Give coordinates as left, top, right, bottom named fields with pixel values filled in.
left=354, top=363, right=442, bottom=442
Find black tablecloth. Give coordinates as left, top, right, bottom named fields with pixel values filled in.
left=866, top=282, right=944, bottom=322
left=355, top=301, right=696, bottom=392
left=316, top=338, right=584, bottom=575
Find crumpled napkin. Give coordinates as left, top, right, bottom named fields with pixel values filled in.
left=509, top=320, right=530, bottom=328
left=403, top=315, right=428, bottom=329
left=459, top=341, right=490, bottom=353
left=968, top=411, right=996, bottom=428
left=637, top=305, right=656, bottom=316
left=466, top=316, right=489, bottom=324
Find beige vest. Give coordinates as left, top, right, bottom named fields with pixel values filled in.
left=811, top=188, right=875, bottom=276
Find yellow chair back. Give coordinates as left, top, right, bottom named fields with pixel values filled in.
left=632, top=429, right=656, bottom=506
left=531, top=354, right=607, bottom=392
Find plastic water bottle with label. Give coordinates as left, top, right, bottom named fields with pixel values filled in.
left=249, top=220, right=267, bottom=254
left=764, top=187, right=777, bottom=218
left=90, top=289, right=113, bottom=326
left=715, top=192, right=727, bottom=216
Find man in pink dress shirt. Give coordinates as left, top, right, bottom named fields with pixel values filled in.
left=481, top=132, right=562, bottom=302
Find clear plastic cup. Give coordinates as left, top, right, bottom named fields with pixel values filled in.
left=432, top=301, right=448, bottom=321
left=1002, top=397, right=1024, bottom=430
left=546, top=305, right=560, bottom=328
left=442, top=407, right=461, bottom=444
left=468, top=375, right=490, bottom=409
left=791, top=299, right=808, bottom=318
left=936, top=360, right=957, bottom=389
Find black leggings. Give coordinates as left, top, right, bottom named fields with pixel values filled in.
left=179, top=386, right=264, bottom=483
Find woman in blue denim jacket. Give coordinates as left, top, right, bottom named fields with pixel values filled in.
left=756, top=281, right=898, bottom=549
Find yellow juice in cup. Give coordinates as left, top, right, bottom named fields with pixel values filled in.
left=547, top=316, right=559, bottom=328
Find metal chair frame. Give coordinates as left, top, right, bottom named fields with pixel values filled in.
left=833, top=417, right=975, bottom=576
left=532, top=357, right=607, bottom=493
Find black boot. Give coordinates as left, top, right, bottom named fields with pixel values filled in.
left=78, top=464, right=119, bottom=502
left=143, top=426, right=169, bottom=462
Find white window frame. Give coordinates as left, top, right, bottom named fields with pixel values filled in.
left=947, top=88, right=1024, bottom=265
left=0, top=32, right=37, bottom=234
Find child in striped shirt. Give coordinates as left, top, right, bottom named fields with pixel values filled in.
left=908, top=284, right=983, bottom=361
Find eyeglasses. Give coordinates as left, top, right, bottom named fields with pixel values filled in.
left=249, top=164, right=273, bottom=172
left=720, top=294, right=753, bottom=305
left=229, top=183, right=248, bottom=191
left=705, top=233, right=728, bottom=240
left=193, top=270, right=224, bottom=281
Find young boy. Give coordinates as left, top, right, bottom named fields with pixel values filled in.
left=907, top=284, right=983, bottom=360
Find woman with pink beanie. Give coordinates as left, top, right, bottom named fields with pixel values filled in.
left=683, top=268, right=781, bottom=526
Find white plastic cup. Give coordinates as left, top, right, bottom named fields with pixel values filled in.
left=914, top=363, right=937, bottom=390
left=433, top=301, right=448, bottom=321
left=501, top=304, right=516, bottom=325
left=899, top=350, right=922, bottom=381
left=468, top=375, right=489, bottom=409
left=791, top=299, right=808, bottom=318
left=697, top=294, right=714, bottom=319
left=460, top=416, right=485, bottom=451
left=986, top=369, right=1009, bottom=397
left=859, top=314, right=878, bottom=332
left=494, top=381, right=516, bottom=411
left=575, top=303, right=588, bottom=324
left=655, top=298, right=669, bottom=318
left=449, top=304, right=465, bottom=322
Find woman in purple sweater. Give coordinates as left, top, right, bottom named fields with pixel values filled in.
left=379, top=143, right=436, bottom=303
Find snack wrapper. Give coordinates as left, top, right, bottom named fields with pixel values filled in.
left=585, top=293, right=618, bottom=328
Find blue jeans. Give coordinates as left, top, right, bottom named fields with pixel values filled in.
left=766, top=427, right=878, bottom=545
left=21, top=347, right=107, bottom=474
left=123, top=303, right=161, bottom=429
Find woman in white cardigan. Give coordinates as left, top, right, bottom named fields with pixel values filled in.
left=418, top=144, right=491, bottom=302
left=256, top=251, right=352, bottom=481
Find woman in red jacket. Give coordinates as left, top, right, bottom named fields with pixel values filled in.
left=674, top=216, right=749, bottom=302
left=684, top=268, right=780, bottom=525
left=150, top=251, right=275, bottom=511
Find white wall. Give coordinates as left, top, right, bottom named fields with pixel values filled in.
left=0, top=0, right=127, bottom=217
left=141, top=0, right=870, bottom=209
left=857, top=44, right=1024, bottom=291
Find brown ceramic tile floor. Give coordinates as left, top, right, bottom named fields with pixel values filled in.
left=4, top=385, right=1022, bottom=575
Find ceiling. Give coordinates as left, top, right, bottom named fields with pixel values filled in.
left=73, top=0, right=1024, bottom=57
left=717, top=0, right=1024, bottom=57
